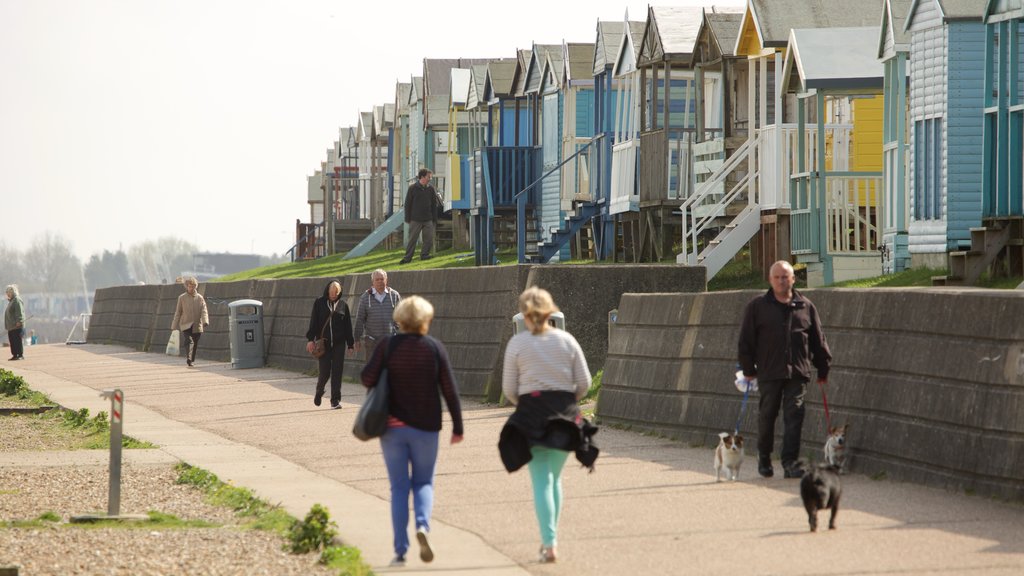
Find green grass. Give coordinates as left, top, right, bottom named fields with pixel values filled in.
left=832, top=267, right=947, bottom=288
left=216, top=246, right=492, bottom=281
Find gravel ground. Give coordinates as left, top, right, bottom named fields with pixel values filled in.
left=0, top=408, right=338, bottom=576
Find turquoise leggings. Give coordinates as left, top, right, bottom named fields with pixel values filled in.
left=527, top=446, right=570, bottom=547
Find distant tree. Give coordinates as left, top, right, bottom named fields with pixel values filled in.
left=84, top=250, right=132, bottom=289
left=22, top=232, right=82, bottom=294
left=127, top=237, right=197, bottom=284
left=0, top=241, right=24, bottom=293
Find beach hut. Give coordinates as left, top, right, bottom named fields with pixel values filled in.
left=781, top=26, right=887, bottom=285
left=903, top=0, right=987, bottom=276
left=879, top=0, right=914, bottom=273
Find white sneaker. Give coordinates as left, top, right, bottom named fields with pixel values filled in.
left=416, top=526, right=434, bottom=563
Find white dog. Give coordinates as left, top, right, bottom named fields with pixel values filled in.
left=824, top=425, right=849, bottom=473
left=714, top=432, right=744, bottom=482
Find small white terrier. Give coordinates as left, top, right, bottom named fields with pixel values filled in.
left=823, top=425, right=849, bottom=473
left=714, top=432, right=744, bottom=482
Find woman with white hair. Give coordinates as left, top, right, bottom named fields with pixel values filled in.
left=171, top=277, right=209, bottom=368
left=360, top=295, right=463, bottom=567
left=5, top=284, right=26, bottom=361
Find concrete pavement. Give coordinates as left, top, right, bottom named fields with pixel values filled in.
left=6, top=344, right=1024, bottom=575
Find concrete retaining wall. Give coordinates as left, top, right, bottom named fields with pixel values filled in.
left=87, top=265, right=704, bottom=400
left=599, top=288, right=1024, bottom=501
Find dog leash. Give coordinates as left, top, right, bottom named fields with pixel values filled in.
left=817, top=379, right=832, bottom=432
left=734, top=378, right=753, bottom=436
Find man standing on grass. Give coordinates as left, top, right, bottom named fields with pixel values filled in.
left=401, top=168, right=441, bottom=264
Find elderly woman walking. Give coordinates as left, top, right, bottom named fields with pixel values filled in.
left=360, top=296, right=463, bottom=567
left=5, top=285, right=26, bottom=361
left=501, top=286, right=591, bottom=564
left=171, top=277, right=210, bottom=368
left=305, top=279, right=354, bottom=409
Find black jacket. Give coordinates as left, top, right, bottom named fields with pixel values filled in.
left=498, top=391, right=599, bottom=473
left=737, top=288, right=831, bottom=382
left=306, top=280, right=354, bottom=351
left=404, top=182, right=439, bottom=223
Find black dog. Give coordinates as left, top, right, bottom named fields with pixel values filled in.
left=799, top=462, right=842, bottom=532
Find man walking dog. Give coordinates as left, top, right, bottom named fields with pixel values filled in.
left=738, top=260, right=831, bottom=479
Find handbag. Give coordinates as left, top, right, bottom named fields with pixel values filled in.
left=353, top=337, right=399, bottom=441
left=310, top=317, right=330, bottom=359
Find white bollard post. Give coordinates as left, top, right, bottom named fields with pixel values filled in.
left=100, top=389, right=124, bottom=517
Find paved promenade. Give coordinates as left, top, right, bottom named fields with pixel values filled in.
left=6, top=344, right=1024, bottom=575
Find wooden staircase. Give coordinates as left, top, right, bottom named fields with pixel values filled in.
left=932, top=217, right=1024, bottom=286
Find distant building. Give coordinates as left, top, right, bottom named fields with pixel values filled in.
left=190, top=252, right=262, bottom=277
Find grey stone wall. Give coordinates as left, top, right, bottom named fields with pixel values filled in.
left=88, top=265, right=704, bottom=400
left=599, top=288, right=1024, bottom=501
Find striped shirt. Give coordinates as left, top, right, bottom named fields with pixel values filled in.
left=360, top=334, right=463, bottom=436
left=502, top=328, right=591, bottom=405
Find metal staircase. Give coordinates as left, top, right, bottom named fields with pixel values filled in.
left=528, top=200, right=602, bottom=263
left=677, top=134, right=762, bottom=280
left=341, top=208, right=405, bottom=260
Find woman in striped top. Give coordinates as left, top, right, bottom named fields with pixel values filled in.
left=502, top=287, right=591, bottom=564
left=361, top=295, right=463, bottom=567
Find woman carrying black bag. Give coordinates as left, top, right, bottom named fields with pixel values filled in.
left=360, top=295, right=463, bottom=567
left=305, top=279, right=354, bottom=409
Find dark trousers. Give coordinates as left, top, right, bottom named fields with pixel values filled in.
left=757, top=378, right=807, bottom=466
left=316, top=344, right=346, bottom=405
left=183, top=328, right=201, bottom=363
left=8, top=328, right=24, bottom=358
left=404, top=220, right=436, bottom=260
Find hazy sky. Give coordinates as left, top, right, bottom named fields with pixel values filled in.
left=0, top=0, right=743, bottom=260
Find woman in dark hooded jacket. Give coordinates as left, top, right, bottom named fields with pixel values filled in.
left=305, top=279, right=355, bottom=409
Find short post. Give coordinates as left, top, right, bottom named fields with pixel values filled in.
left=100, top=388, right=124, bottom=517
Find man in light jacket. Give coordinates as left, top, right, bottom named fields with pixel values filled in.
left=353, top=268, right=401, bottom=360
left=171, top=276, right=210, bottom=368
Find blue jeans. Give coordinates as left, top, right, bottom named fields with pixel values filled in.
left=528, top=446, right=570, bottom=547
left=380, top=426, right=439, bottom=556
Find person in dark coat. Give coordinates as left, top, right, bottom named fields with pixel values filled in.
left=360, top=295, right=463, bottom=567
left=305, top=279, right=354, bottom=409
left=400, top=168, right=441, bottom=264
left=738, top=260, right=832, bottom=480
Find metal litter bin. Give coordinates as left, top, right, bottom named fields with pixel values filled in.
left=512, top=311, right=565, bottom=335
left=228, top=299, right=264, bottom=369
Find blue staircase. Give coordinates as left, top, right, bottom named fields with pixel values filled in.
left=528, top=200, right=602, bottom=263
left=341, top=208, right=405, bottom=260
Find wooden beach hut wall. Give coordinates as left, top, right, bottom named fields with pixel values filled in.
left=608, top=18, right=648, bottom=261
left=903, top=0, right=987, bottom=271
left=338, top=126, right=360, bottom=221
left=522, top=43, right=569, bottom=262
left=928, top=0, right=1024, bottom=284
left=983, top=0, right=1024, bottom=220
left=715, top=0, right=883, bottom=282
left=781, top=26, right=887, bottom=286
left=379, top=103, right=397, bottom=216
left=392, top=82, right=412, bottom=213
left=407, top=76, right=426, bottom=186
left=472, top=54, right=541, bottom=266
left=635, top=6, right=706, bottom=262
left=593, top=20, right=635, bottom=260
left=525, top=41, right=600, bottom=263
left=879, top=0, right=914, bottom=274
left=689, top=7, right=745, bottom=192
